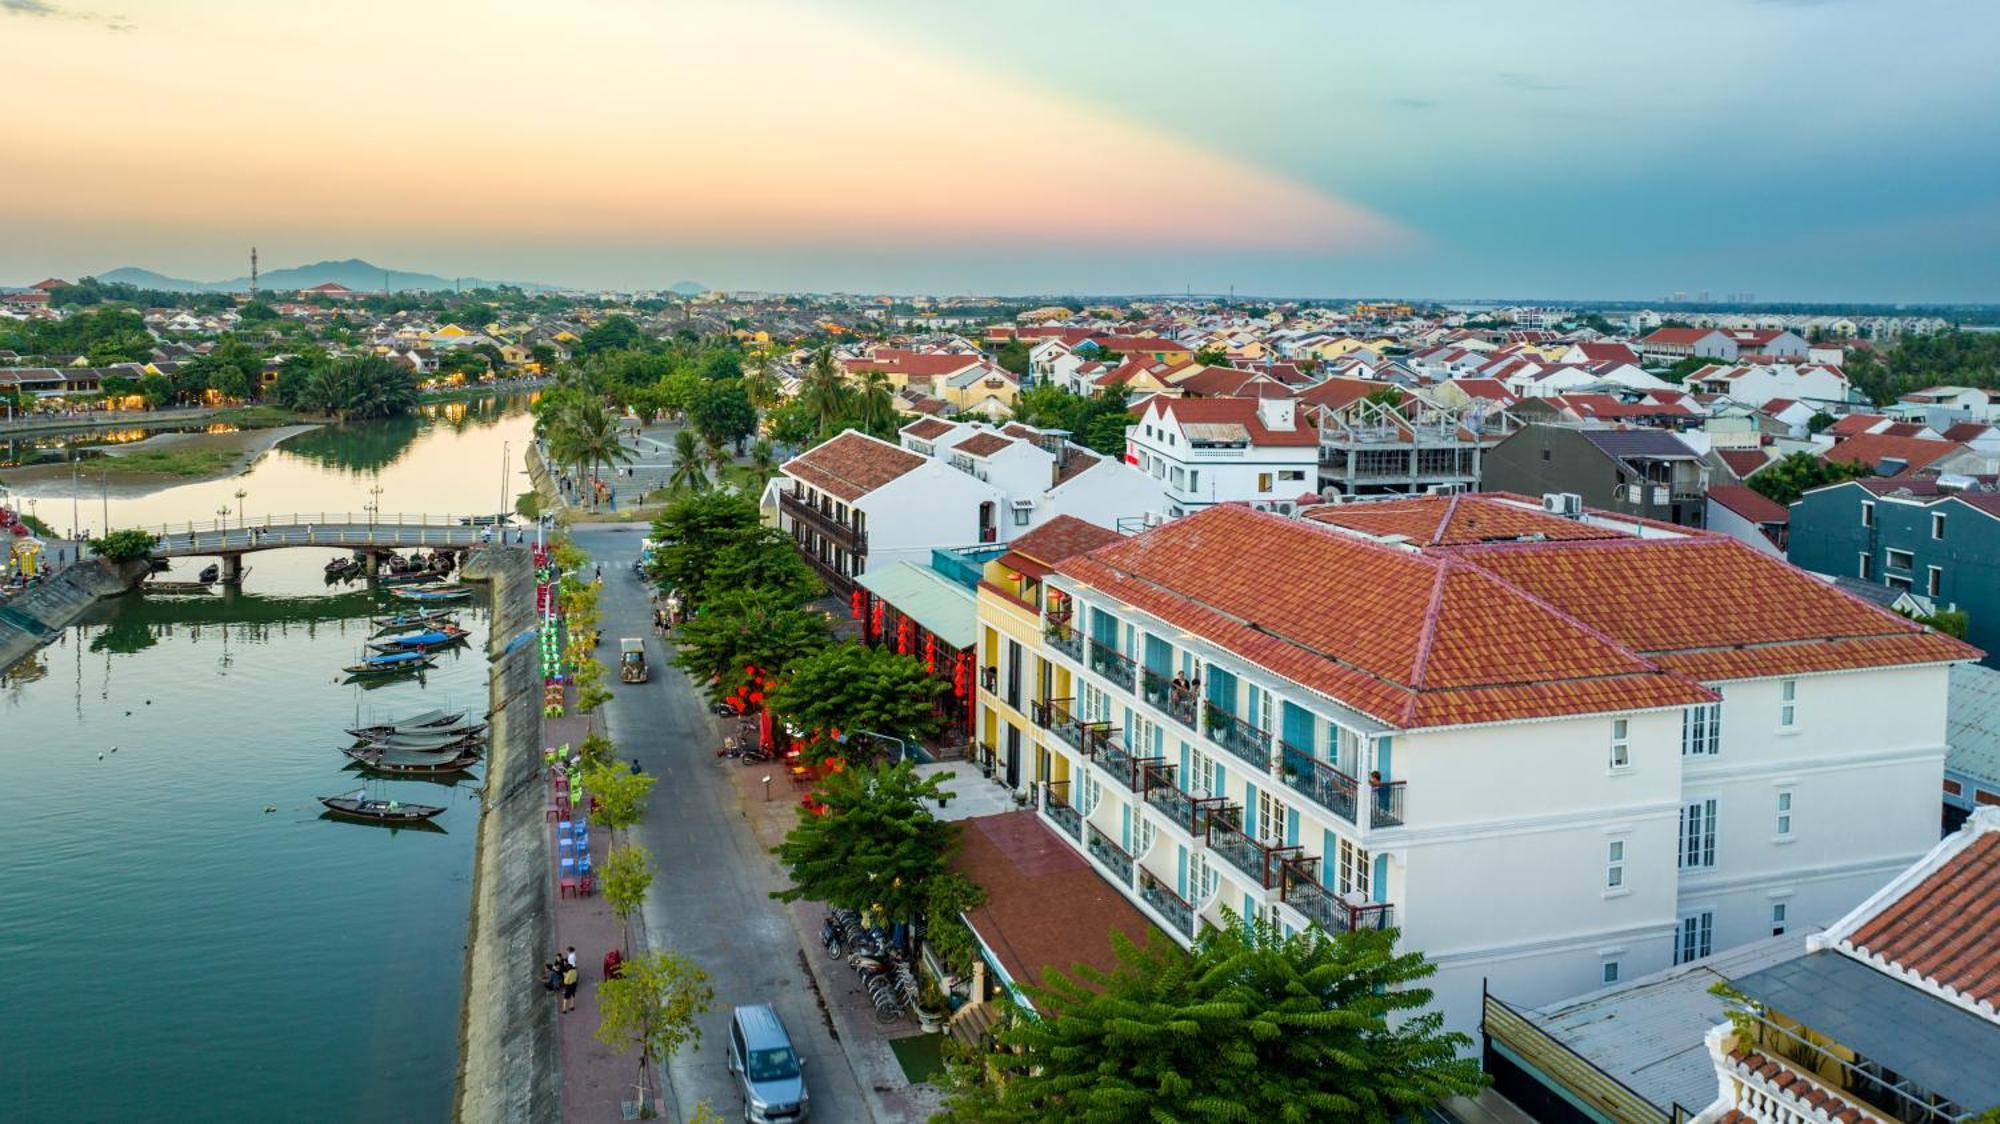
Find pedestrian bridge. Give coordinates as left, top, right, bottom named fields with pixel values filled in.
left=138, top=513, right=523, bottom=582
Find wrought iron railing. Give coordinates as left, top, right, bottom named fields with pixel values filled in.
left=1045, top=697, right=1081, bottom=750
left=1088, top=639, right=1137, bottom=691
left=1140, top=763, right=1222, bottom=835
left=1139, top=873, right=1195, bottom=938
left=1369, top=779, right=1406, bottom=829
left=1094, top=738, right=1146, bottom=792
left=1045, top=620, right=1084, bottom=662
left=1278, top=859, right=1395, bottom=935
left=1203, top=701, right=1273, bottom=769
left=1207, top=818, right=1297, bottom=889
left=1280, top=742, right=1357, bottom=825
left=1140, top=668, right=1198, bottom=728
left=779, top=490, right=867, bottom=553
left=1722, top=1018, right=1973, bottom=1124
left=1042, top=781, right=1082, bottom=841
left=1086, top=823, right=1133, bottom=885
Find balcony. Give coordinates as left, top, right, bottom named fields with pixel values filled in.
left=1369, top=780, right=1406, bottom=829
left=1086, top=823, right=1133, bottom=885
left=1042, top=780, right=1082, bottom=841
left=1140, top=763, right=1224, bottom=836
left=1206, top=817, right=1298, bottom=889
left=1203, top=702, right=1273, bottom=770
left=1718, top=1019, right=1973, bottom=1124
left=779, top=490, right=867, bottom=554
left=1092, top=736, right=1146, bottom=792
left=1280, top=742, right=1357, bottom=825
left=1045, top=620, right=1084, bottom=663
left=1088, top=639, right=1137, bottom=691
left=1139, top=872, right=1195, bottom=938
left=1139, top=668, right=1199, bottom=728
left=1278, top=860, right=1395, bottom=935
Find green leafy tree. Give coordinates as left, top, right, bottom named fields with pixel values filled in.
left=766, top=644, right=945, bottom=747
left=772, top=761, right=956, bottom=923
left=1916, top=608, right=1970, bottom=639
left=665, top=428, right=711, bottom=495
left=596, top=951, right=716, bottom=1119
left=799, top=347, right=852, bottom=437
left=293, top=354, right=420, bottom=419
left=602, top=842, right=655, bottom=954
left=1194, top=345, right=1231, bottom=366
left=578, top=313, right=644, bottom=355
left=583, top=759, right=657, bottom=839
left=706, top=528, right=822, bottom=606
left=236, top=300, right=279, bottom=323
left=994, top=339, right=1031, bottom=376
left=1363, top=385, right=1406, bottom=408
left=136, top=372, right=171, bottom=408
left=1747, top=451, right=1875, bottom=506
left=647, top=490, right=764, bottom=603
left=743, top=438, right=781, bottom=493
left=546, top=397, right=636, bottom=506
left=690, top=378, right=758, bottom=454
left=88, top=528, right=159, bottom=563
left=1807, top=411, right=1836, bottom=434
left=854, top=370, right=897, bottom=435
left=672, top=588, right=832, bottom=697
left=936, top=914, right=1484, bottom=1123
left=764, top=399, right=818, bottom=448
left=743, top=350, right=783, bottom=410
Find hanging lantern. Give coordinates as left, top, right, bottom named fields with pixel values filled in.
left=897, top=616, right=912, bottom=655
left=850, top=588, right=863, bottom=619
left=871, top=600, right=884, bottom=636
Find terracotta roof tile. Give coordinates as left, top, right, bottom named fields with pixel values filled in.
left=1822, top=433, right=1961, bottom=475
left=902, top=417, right=954, bottom=440
left=1718, top=449, right=1773, bottom=479
left=1707, top=484, right=1789, bottom=525
left=954, top=432, right=1015, bottom=457
left=1152, top=397, right=1318, bottom=446
left=781, top=430, right=926, bottom=502
left=1006, top=515, right=1123, bottom=567
left=1304, top=494, right=1625, bottom=546
left=1847, top=831, right=2000, bottom=1009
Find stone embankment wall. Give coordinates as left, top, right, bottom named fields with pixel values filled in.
left=0, top=559, right=149, bottom=676
left=454, top=544, right=561, bottom=1122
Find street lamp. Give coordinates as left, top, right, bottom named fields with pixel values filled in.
left=234, top=488, right=247, bottom=532
left=367, top=484, right=384, bottom=535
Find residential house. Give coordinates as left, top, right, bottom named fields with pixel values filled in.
left=1299, top=381, right=1513, bottom=497
left=1689, top=807, right=2000, bottom=1123
left=1945, top=663, right=2000, bottom=833
left=1820, top=433, right=1985, bottom=478
left=1686, top=364, right=1852, bottom=411
left=1639, top=328, right=1734, bottom=363
left=1483, top=424, right=1711, bottom=527
left=1707, top=485, right=1788, bottom=556
left=981, top=496, right=1971, bottom=1046
left=1718, top=328, right=1808, bottom=360
left=1124, top=396, right=1319, bottom=516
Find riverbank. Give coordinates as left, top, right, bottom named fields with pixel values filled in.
left=0, top=424, right=319, bottom=494
left=0, top=558, right=147, bottom=678
left=454, top=543, right=562, bottom=1123
left=0, top=379, right=551, bottom=440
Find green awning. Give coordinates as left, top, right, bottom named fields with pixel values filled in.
left=856, top=562, right=977, bottom=651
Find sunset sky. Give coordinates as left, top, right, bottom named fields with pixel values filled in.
left=6, top=0, right=1999, bottom=301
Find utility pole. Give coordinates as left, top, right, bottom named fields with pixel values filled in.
left=250, top=247, right=259, bottom=299
left=500, top=440, right=509, bottom=520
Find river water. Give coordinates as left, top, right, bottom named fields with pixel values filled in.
left=0, top=398, right=536, bottom=1121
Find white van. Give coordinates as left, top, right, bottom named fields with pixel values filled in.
left=726, top=1003, right=808, bottom=1122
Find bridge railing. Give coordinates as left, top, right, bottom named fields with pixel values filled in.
left=146, top=513, right=486, bottom=538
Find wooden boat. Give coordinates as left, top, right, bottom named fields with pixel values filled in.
left=319, top=790, right=445, bottom=824
left=369, top=611, right=458, bottom=636
left=142, top=580, right=216, bottom=594
left=197, top=564, right=220, bottom=584
left=342, top=746, right=483, bottom=774
left=389, top=584, right=473, bottom=603
left=367, top=626, right=470, bottom=652
left=342, top=651, right=438, bottom=677
left=355, top=730, right=485, bottom=752
left=376, top=568, right=449, bottom=586
left=356, top=708, right=464, bottom=731
left=325, top=557, right=360, bottom=576
left=349, top=718, right=484, bottom=739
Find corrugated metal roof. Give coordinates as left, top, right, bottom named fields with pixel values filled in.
left=1524, top=931, right=1816, bottom=1113
left=1581, top=429, right=1699, bottom=459
left=1948, top=663, right=2000, bottom=790
left=855, top=562, right=976, bottom=651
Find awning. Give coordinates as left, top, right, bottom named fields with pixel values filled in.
left=855, top=562, right=977, bottom=651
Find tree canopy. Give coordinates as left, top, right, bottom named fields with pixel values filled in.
left=766, top=644, right=945, bottom=748
left=1013, top=384, right=1133, bottom=456
left=772, top=761, right=957, bottom=924
left=936, top=914, right=1484, bottom=1123
left=647, top=490, right=770, bottom=605
left=671, top=587, right=832, bottom=697
left=1746, top=451, right=1874, bottom=506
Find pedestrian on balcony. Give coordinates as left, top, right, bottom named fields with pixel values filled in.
left=1170, top=671, right=1191, bottom=703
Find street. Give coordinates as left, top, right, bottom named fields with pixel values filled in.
left=570, top=523, right=874, bottom=1124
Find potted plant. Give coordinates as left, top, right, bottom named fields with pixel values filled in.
left=916, top=976, right=948, bottom=1034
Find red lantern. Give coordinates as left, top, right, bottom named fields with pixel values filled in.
left=750, top=691, right=764, bottom=704
left=871, top=600, right=883, bottom=634
left=849, top=588, right=862, bottom=619
left=897, top=617, right=912, bottom=655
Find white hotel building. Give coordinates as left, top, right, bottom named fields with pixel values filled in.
left=973, top=494, right=1973, bottom=1042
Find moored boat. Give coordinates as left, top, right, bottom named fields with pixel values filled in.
left=354, top=730, right=486, bottom=752
left=319, top=790, right=446, bottom=823
left=346, top=719, right=484, bottom=741
left=367, top=625, right=470, bottom=652
left=369, top=611, right=458, bottom=636
left=389, top=584, right=472, bottom=603
left=356, top=708, right=463, bottom=731
left=341, top=746, right=483, bottom=774
left=341, top=651, right=438, bottom=677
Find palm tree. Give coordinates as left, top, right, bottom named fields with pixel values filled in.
left=665, top=428, right=710, bottom=494
left=743, top=439, right=780, bottom=493
left=744, top=349, right=782, bottom=411
left=799, top=347, right=850, bottom=437
left=548, top=397, right=635, bottom=509
left=855, top=371, right=896, bottom=434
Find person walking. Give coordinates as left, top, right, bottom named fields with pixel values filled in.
left=559, top=959, right=580, bottom=1013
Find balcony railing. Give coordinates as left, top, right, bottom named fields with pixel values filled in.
left=1724, top=1018, right=1973, bottom=1124
left=1086, top=823, right=1133, bottom=885
left=1045, top=620, right=1084, bottom=662
left=1278, top=859, right=1395, bottom=935
left=1042, top=781, right=1082, bottom=841
left=1206, top=817, right=1298, bottom=889
left=1280, top=742, right=1357, bottom=825
left=1139, top=873, right=1195, bottom=938
left=1088, top=639, right=1137, bottom=691
left=779, top=490, right=867, bottom=554
left=1203, top=702, right=1273, bottom=770
left=1140, top=668, right=1199, bottom=728
left=1369, top=780, right=1406, bottom=829
left=1139, top=763, right=1225, bottom=836
left=1029, top=698, right=1051, bottom=729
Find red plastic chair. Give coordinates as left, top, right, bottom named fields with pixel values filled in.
left=579, top=873, right=595, bottom=897
left=559, top=875, right=578, bottom=898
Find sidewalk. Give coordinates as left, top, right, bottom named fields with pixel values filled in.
left=728, top=762, right=950, bottom=1123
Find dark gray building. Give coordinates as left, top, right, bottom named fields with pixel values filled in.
left=1482, top=424, right=1710, bottom=528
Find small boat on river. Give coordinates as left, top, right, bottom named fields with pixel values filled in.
left=319, top=790, right=446, bottom=824
left=342, top=651, right=438, bottom=678
left=367, top=626, right=470, bottom=653
left=346, top=719, right=484, bottom=741
left=354, top=730, right=486, bottom=752
left=377, top=568, right=450, bottom=587
left=354, top=708, right=464, bottom=731
left=390, top=584, right=472, bottom=603
left=370, top=611, right=459, bottom=636
left=342, top=746, right=483, bottom=775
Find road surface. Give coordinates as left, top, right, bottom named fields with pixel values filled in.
left=571, top=523, right=873, bottom=1124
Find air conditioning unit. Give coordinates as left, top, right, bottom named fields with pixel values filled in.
left=1541, top=492, right=1583, bottom=517
left=1428, top=483, right=1467, bottom=496
left=1143, top=511, right=1164, bottom=527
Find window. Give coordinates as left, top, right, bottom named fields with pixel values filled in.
left=1187, top=470, right=1200, bottom=493
left=1610, top=719, right=1631, bottom=769
left=1886, top=548, right=1914, bottom=571
left=1682, top=703, right=1720, bottom=756
left=1602, top=961, right=1620, bottom=985
left=1778, top=680, right=1797, bottom=730
left=1858, top=553, right=1873, bottom=580
left=1861, top=500, right=1875, bottom=527
left=1187, top=745, right=1216, bottom=798
left=1771, top=902, right=1789, bottom=937
left=1928, top=565, right=1942, bottom=597
left=1606, top=840, right=1626, bottom=888
left=1674, top=910, right=1715, bottom=965
left=1337, top=839, right=1370, bottom=897
left=1776, top=791, right=1793, bottom=838
left=1189, top=849, right=1219, bottom=903
left=1680, top=798, right=1717, bottom=869
left=1933, top=512, right=1946, bottom=539
left=1012, top=505, right=1031, bottom=527
left=1257, top=472, right=1274, bottom=493
left=1541, top=448, right=1552, bottom=462
left=1279, top=469, right=1307, bottom=482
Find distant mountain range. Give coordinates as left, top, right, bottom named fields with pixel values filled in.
left=92, top=259, right=567, bottom=295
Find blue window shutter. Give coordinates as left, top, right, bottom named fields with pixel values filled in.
left=1244, top=892, right=1255, bottom=920
left=1215, top=762, right=1226, bottom=800
left=1372, top=854, right=1388, bottom=903
left=1375, top=736, right=1393, bottom=779
left=1322, top=830, right=1336, bottom=888
left=1176, top=845, right=1188, bottom=897
left=1121, top=803, right=1131, bottom=851
left=1280, top=701, right=1313, bottom=753
left=1286, top=808, right=1300, bottom=846
left=1144, top=633, right=1172, bottom=676
left=1179, top=742, right=1190, bottom=779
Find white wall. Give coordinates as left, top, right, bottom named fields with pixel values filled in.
left=856, top=462, right=1003, bottom=571
left=1705, top=499, right=1785, bottom=558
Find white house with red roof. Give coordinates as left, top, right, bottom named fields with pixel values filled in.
left=978, top=495, right=1974, bottom=1046
left=1125, top=395, right=1320, bottom=516
left=1640, top=327, right=1734, bottom=362
left=1687, top=363, right=1852, bottom=411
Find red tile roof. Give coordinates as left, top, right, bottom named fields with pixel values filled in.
left=1451, top=379, right=1519, bottom=404
left=1152, top=397, right=1318, bottom=446
left=952, top=812, right=1158, bottom=990
left=1056, top=505, right=1714, bottom=729
left=1718, top=449, right=1773, bottom=480
left=1822, top=433, right=1960, bottom=476
left=781, top=430, right=926, bottom=501
left=1006, top=514, right=1123, bottom=566
left=845, top=348, right=984, bottom=378
left=954, top=432, right=1015, bottom=457
left=1708, top=484, right=1789, bottom=525
left=1304, top=494, right=1625, bottom=546
left=1828, top=413, right=1890, bottom=438
left=1640, top=327, right=1719, bottom=346
left=901, top=417, right=955, bottom=440
left=1942, top=422, right=1996, bottom=443
left=1845, top=829, right=2000, bottom=1010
